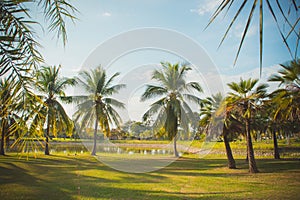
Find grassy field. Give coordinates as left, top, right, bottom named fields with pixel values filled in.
left=0, top=150, right=300, bottom=200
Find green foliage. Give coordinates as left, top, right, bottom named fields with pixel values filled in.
left=269, top=59, right=300, bottom=89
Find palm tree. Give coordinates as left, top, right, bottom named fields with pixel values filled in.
left=268, top=59, right=300, bottom=146
left=30, top=65, right=76, bottom=155
left=227, top=78, right=268, bottom=173
left=141, top=62, right=202, bottom=157
left=200, top=92, right=238, bottom=169
left=73, top=66, right=125, bottom=156
left=0, top=78, right=22, bottom=155
left=207, top=1, right=299, bottom=72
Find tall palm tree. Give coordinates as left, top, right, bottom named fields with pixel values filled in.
left=200, top=92, right=239, bottom=169
left=227, top=78, right=268, bottom=173
left=73, top=66, right=125, bottom=156
left=141, top=62, right=202, bottom=157
left=30, top=65, right=76, bottom=155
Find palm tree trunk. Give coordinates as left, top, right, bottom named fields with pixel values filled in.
left=272, top=129, right=280, bottom=159
left=45, top=116, right=50, bottom=155
left=245, top=119, right=259, bottom=173
left=223, top=134, right=236, bottom=169
left=245, top=133, right=248, bottom=162
left=0, top=121, right=6, bottom=156
left=173, top=135, right=179, bottom=157
left=91, top=118, right=98, bottom=156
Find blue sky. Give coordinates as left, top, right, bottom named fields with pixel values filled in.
left=39, top=0, right=297, bottom=74
left=35, top=0, right=299, bottom=121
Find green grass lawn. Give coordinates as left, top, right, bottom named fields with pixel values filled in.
left=0, top=152, right=300, bottom=200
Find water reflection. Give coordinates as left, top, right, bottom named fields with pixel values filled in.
left=16, top=142, right=179, bottom=156
left=99, top=146, right=174, bottom=155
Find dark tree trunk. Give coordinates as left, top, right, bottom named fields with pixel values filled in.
left=245, top=119, right=259, bottom=173
left=6, top=135, right=10, bottom=152
left=245, top=138, right=248, bottom=162
left=223, top=134, right=236, bottom=169
left=91, top=118, right=98, bottom=156
left=45, top=117, right=50, bottom=155
left=0, top=121, right=6, bottom=155
left=272, top=129, right=280, bottom=159
left=173, top=135, right=179, bottom=157
left=45, top=136, right=50, bottom=155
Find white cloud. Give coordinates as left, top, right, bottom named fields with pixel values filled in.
left=190, top=0, right=221, bottom=16
left=102, top=12, right=112, bottom=17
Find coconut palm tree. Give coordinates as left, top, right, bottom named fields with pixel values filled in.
left=227, top=78, right=268, bottom=173
left=141, top=62, right=202, bottom=157
left=200, top=92, right=240, bottom=169
left=73, top=66, right=125, bottom=156
left=30, top=65, right=76, bottom=155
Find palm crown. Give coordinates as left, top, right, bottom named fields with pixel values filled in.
left=268, top=59, right=300, bottom=91
left=74, top=66, right=126, bottom=134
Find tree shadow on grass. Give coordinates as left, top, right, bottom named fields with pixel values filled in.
left=256, top=158, right=300, bottom=173
left=1, top=154, right=300, bottom=200
left=77, top=184, right=250, bottom=200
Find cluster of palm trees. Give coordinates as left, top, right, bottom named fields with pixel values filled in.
left=0, top=65, right=125, bottom=156
left=0, top=60, right=299, bottom=174
left=200, top=60, right=300, bottom=173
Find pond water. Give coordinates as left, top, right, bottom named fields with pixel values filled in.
left=13, top=142, right=180, bottom=156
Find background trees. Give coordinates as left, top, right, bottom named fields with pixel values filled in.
left=73, top=66, right=125, bottom=156
left=141, top=62, right=202, bottom=157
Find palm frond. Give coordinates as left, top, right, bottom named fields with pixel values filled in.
left=40, top=0, right=78, bottom=45
left=207, top=0, right=300, bottom=74
left=141, top=85, right=167, bottom=101
left=103, top=97, right=126, bottom=109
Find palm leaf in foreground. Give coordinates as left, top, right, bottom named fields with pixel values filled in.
left=206, top=0, right=299, bottom=74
